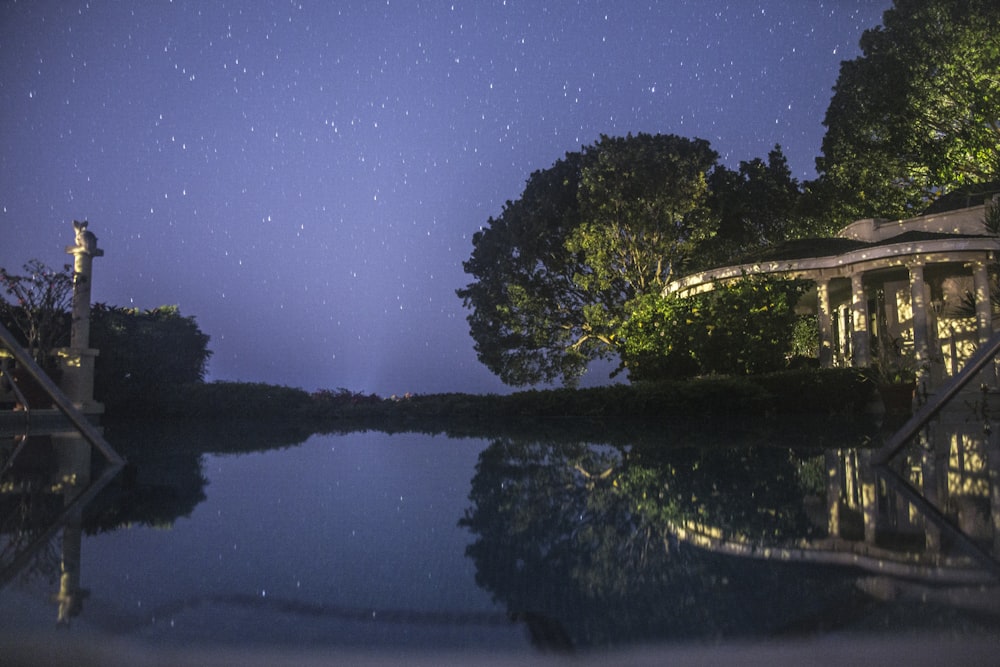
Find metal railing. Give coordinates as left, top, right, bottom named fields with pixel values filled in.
left=874, top=330, right=1000, bottom=465
left=0, top=321, right=123, bottom=466
left=873, top=330, right=1000, bottom=579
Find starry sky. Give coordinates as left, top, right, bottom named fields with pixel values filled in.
left=1, top=1, right=891, bottom=396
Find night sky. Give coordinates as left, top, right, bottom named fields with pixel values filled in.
left=1, top=1, right=891, bottom=396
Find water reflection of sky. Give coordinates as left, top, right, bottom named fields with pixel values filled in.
left=3, top=415, right=1000, bottom=656
left=76, top=432, right=523, bottom=649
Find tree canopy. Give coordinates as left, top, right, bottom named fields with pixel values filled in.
left=817, top=0, right=1000, bottom=221
left=457, top=133, right=720, bottom=386
left=90, top=303, right=212, bottom=412
left=458, top=132, right=817, bottom=387
left=699, top=146, right=805, bottom=269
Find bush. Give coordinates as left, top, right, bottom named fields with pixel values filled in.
left=90, top=304, right=212, bottom=412
left=618, top=277, right=812, bottom=381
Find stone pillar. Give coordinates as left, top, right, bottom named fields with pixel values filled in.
left=57, top=221, right=104, bottom=415
left=971, top=259, right=992, bottom=345
left=909, top=262, right=930, bottom=375
left=817, top=279, right=834, bottom=368
left=850, top=272, right=871, bottom=366
left=838, top=304, right=851, bottom=364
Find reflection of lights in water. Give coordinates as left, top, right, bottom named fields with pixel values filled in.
left=2, top=417, right=998, bottom=649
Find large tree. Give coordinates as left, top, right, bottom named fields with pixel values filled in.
left=817, top=0, right=1000, bottom=221
left=699, top=146, right=804, bottom=269
left=458, top=133, right=718, bottom=386
left=457, top=152, right=590, bottom=386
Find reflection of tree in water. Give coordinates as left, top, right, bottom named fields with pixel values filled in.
left=461, top=437, right=861, bottom=648
left=2, top=419, right=315, bottom=629
left=627, top=443, right=820, bottom=542
left=86, top=418, right=314, bottom=531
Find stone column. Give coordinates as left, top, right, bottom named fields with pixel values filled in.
left=971, top=259, right=992, bottom=345
left=57, top=221, right=104, bottom=414
left=850, top=272, right=871, bottom=366
left=817, top=279, right=834, bottom=368
left=909, top=262, right=930, bottom=373
left=838, top=304, right=851, bottom=364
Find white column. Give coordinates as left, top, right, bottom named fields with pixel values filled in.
left=971, top=259, right=992, bottom=345
left=920, top=426, right=941, bottom=553
left=909, top=263, right=930, bottom=367
left=58, top=222, right=104, bottom=414
left=850, top=272, right=871, bottom=366
left=51, top=432, right=91, bottom=625
left=68, top=249, right=95, bottom=348
left=817, top=279, right=833, bottom=368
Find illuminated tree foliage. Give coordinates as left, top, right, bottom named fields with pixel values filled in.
left=458, top=133, right=718, bottom=386
left=617, top=277, right=811, bottom=381
left=817, top=0, right=1000, bottom=221
left=567, top=134, right=717, bottom=295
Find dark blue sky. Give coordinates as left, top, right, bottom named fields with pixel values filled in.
left=1, top=1, right=891, bottom=396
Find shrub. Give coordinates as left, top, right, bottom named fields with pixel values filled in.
left=90, top=304, right=212, bottom=412
left=618, top=276, right=812, bottom=381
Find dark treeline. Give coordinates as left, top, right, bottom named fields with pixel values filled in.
left=112, top=368, right=878, bottom=447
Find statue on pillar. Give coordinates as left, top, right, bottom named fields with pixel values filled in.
left=59, top=220, right=104, bottom=414
left=65, top=220, right=103, bottom=350
left=73, top=220, right=100, bottom=255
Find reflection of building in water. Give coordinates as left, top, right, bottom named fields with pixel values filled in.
left=0, top=431, right=93, bottom=624
left=672, top=409, right=1000, bottom=584
left=1, top=221, right=124, bottom=624
left=51, top=432, right=91, bottom=624
left=830, top=408, right=999, bottom=561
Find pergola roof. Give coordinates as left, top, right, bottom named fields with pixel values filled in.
left=669, top=233, right=998, bottom=298
left=740, top=231, right=992, bottom=264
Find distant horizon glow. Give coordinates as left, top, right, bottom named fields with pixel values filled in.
left=0, top=1, right=891, bottom=396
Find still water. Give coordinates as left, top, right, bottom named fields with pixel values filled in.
left=2, top=414, right=1000, bottom=660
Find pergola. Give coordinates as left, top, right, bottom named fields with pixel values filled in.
left=666, top=201, right=1000, bottom=387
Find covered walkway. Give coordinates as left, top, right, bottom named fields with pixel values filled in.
left=666, top=200, right=1000, bottom=389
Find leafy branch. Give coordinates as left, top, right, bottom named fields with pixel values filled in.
left=0, top=260, right=74, bottom=368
